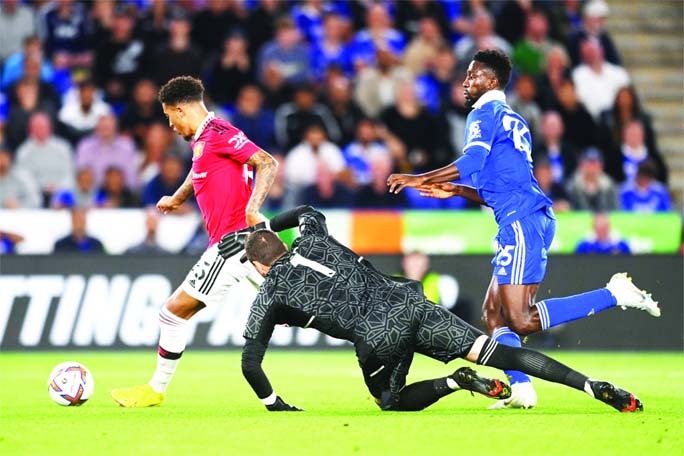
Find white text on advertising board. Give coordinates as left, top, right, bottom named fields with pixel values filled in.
left=0, top=275, right=346, bottom=349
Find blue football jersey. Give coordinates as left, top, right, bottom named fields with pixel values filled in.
left=455, top=90, right=552, bottom=226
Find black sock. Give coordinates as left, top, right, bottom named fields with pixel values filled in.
left=477, top=338, right=588, bottom=391
left=392, top=378, right=454, bottom=411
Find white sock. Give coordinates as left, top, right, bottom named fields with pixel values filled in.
left=149, top=307, right=187, bottom=393
left=446, top=377, right=460, bottom=390
left=260, top=391, right=277, bottom=405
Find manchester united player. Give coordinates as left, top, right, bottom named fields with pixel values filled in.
left=111, top=76, right=278, bottom=407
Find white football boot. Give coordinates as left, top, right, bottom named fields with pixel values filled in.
left=488, top=381, right=537, bottom=410
left=606, top=273, right=661, bottom=317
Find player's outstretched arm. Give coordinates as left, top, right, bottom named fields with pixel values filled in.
left=418, top=183, right=486, bottom=206
left=265, top=205, right=328, bottom=237
left=268, top=205, right=315, bottom=232
left=387, top=163, right=461, bottom=194
left=245, top=150, right=279, bottom=226
left=242, top=338, right=303, bottom=412
left=157, top=171, right=194, bottom=213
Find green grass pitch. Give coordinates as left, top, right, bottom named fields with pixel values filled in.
left=1, top=351, right=682, bottom=456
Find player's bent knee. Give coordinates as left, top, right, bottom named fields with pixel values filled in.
left=507, top=316, right=538, bottom=336
left=163, top=293, right=205, bottom=320
left=482, top=305, right=507, bottom=333
left=375, top=391, right=415, bottom=411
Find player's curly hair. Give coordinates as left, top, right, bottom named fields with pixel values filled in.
left=158, top=76, right=205, bottom=105
left=473, top=49, right=512, bottom=89
left=245, top=230, right=287, bottom=266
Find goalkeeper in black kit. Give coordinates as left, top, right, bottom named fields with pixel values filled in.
left=219, top=206, right=643, bottom=413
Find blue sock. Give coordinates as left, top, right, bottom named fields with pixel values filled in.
left=535, top=288, right=617, bottom=330
left=492, top=327, right=531, bottom=385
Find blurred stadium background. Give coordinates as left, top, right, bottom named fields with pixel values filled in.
left=0, top=1, right=682, bottom=354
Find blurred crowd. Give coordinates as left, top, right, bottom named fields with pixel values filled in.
left=0, top=0, right=673, bottom=222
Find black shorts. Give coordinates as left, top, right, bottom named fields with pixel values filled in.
left=358, top=301, right=482, bottom=410
left=413, top=301, right=483, bottom=362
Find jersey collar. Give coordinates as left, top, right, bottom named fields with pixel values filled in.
left=472, top=90, right=506, bottom=109
left=193, top=111, right=215, bottom=141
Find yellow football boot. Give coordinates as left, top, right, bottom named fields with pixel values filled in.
left=111, top=384, right=164, bottom=407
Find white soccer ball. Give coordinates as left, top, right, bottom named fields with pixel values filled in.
left=47, top=361, right=94, bottom=406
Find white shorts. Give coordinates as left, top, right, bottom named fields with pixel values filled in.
left=181, top=243, right=264, bottom=307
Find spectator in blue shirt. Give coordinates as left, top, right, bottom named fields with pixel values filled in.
left=343, top=118, right=391, bottom=186
left=0, top=90, right=7, bottom=125
left=291, top=0, right=326, bottom=44
left=51, top=167, right=106, bottom=209
left=605, top=118, right=668, bottom=186
left=310, top=11, right=354, bottom=82
left=350, top=3, right=406, bottom=71
left=230, top=85, right=277, bottom=154
left=0, top=229, right=24, bottom=255
left=142, top=153, right=193, bottom=213
left=533, top=157, right=571, bottom=213
left=1, top=35, right=55, bottom=92
left=258, top=16, right=311, bottom=99
left=415, top=44, right=457, bottom=114
left=53, top=208, right=105, bottom=254
left=575, top=212, right=631, bottom=255
left=439, top=0, right=475, bottom=44
left=619, top=159, right=671, bottom=213
left=36, top=0, right=94, bottom=69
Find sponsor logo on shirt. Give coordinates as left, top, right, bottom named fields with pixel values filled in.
left=228, top=131, right=249, bottom=150
left=193, top=141, right=205, bottom=160
left=192, top=171, right=207, bottom=179
left=468, top=120, right=482, bottom=141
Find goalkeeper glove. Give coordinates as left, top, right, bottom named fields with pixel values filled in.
left=217, top=222, right=270, bottom=259
left=217, top=231, right=247, bottom=259
left=265, top=396, right=303, bottom=412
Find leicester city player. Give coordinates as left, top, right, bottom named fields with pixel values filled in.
left=387, top=50, right=660, bottom=409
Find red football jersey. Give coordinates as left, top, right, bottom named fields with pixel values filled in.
left=190, top=114, right=260, bottom=247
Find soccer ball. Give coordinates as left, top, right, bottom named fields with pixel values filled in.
left=47, top=361, right=94, bottom=406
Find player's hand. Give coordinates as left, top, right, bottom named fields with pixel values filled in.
left=386, top=174, right=425, bottom=194
left=417, top=182, right=461, bottom=199
left=246, top=211, right=267, bottom=227
left=156, top=195, right=182, bottom=214
left=217, top=231, right=248, bottom=259
left=265, top=396, right=303, bottom=412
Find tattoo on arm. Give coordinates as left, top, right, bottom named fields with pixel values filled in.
left=245, top=150, right=278, bottom=214
left=173, top=171, right=194, bottom=202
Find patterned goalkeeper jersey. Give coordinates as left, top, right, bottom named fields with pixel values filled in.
left=244, top=210, right=481, bottom=382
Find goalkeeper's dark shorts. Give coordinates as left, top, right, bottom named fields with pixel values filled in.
left=413, top=300, right=483, bottom=363
left=359, top=301, right=482, bottom=410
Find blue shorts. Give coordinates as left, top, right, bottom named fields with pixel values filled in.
left=491, top=208, right=556, bottom=285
